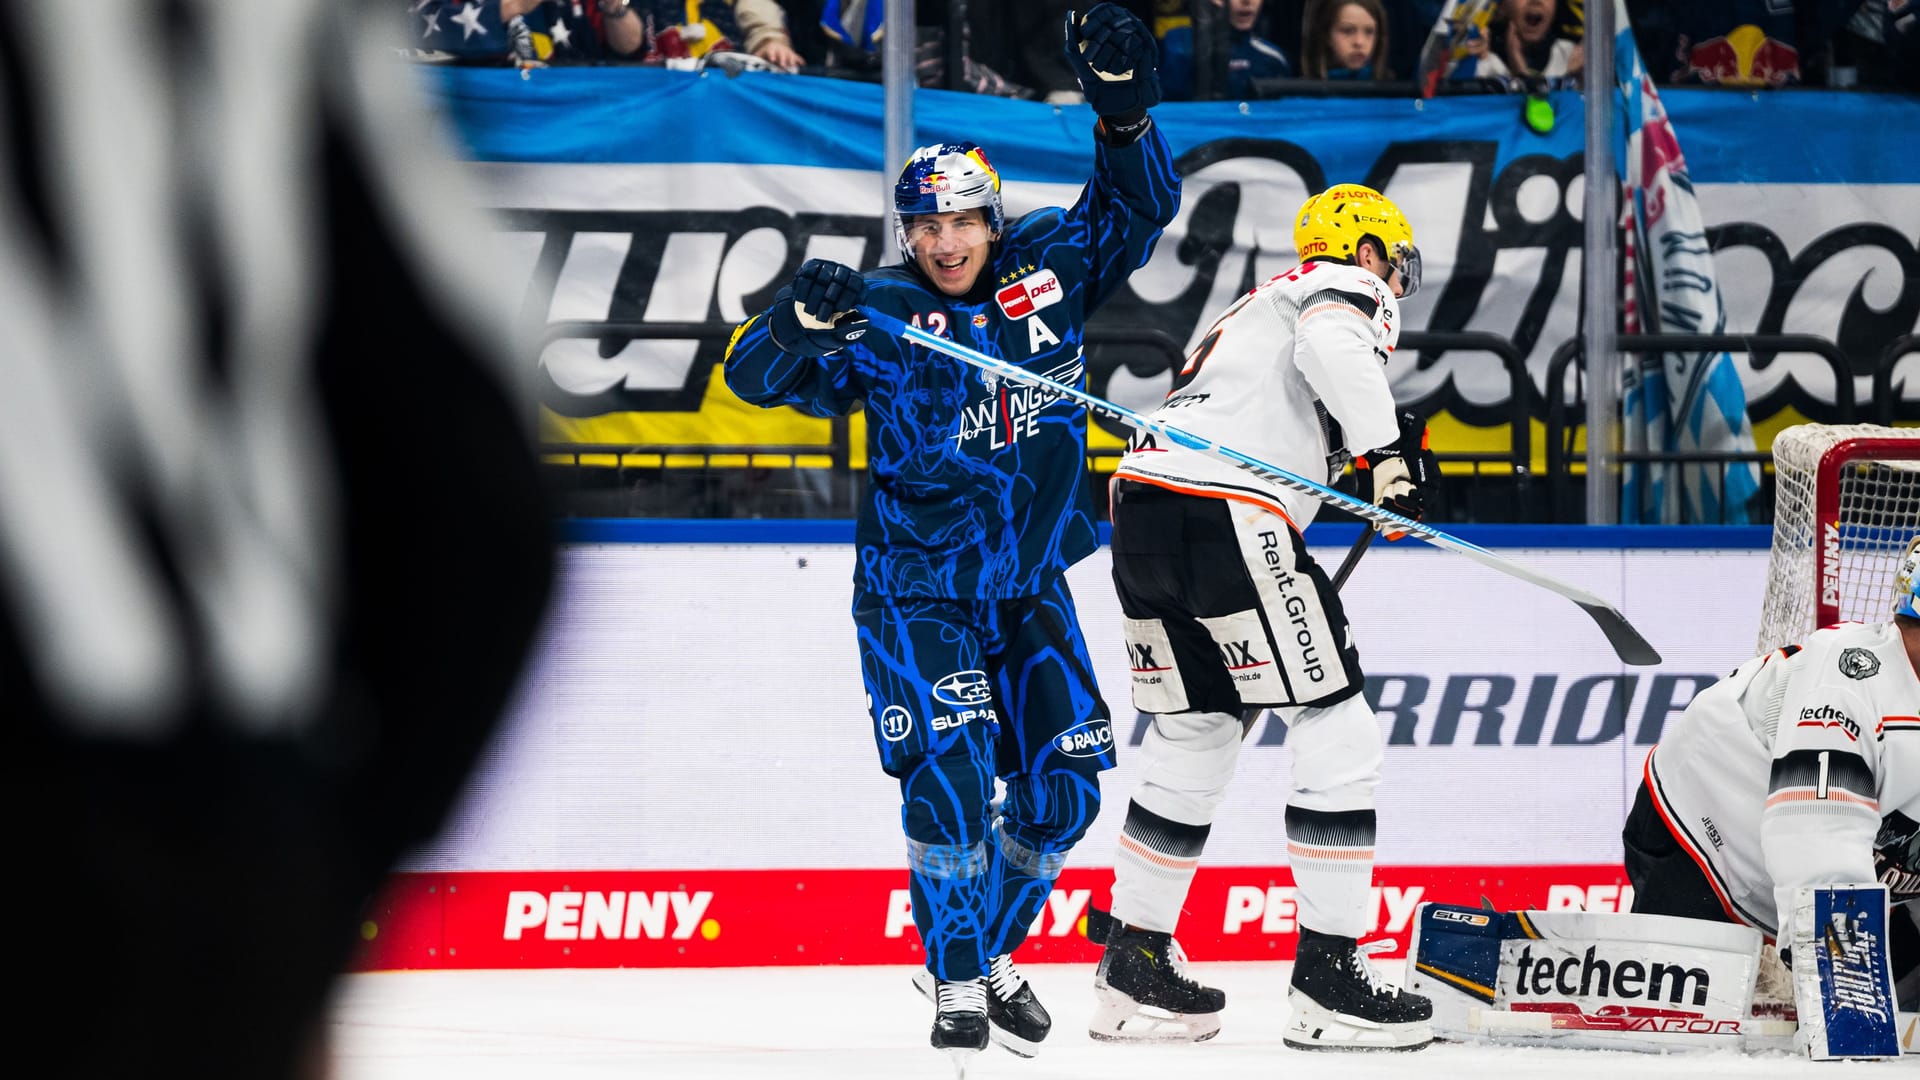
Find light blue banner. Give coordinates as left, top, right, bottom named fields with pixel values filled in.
left=426, top=66, right=1919, bottom=185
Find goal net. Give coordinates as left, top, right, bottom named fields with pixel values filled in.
left=1757, top=424, right=1920, bottom=654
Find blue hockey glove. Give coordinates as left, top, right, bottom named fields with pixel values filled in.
left=1063, top=4, right=1161, bottom=119
left=768, top=259, right=869, bottom=357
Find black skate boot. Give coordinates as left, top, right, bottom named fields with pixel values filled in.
left=928, top=976, right=990, bottom=1070
left=984, top=953, right=1050, bottom=1056
left=1090, top=923, right=1227, bottom=1042
left=915, top=955, right=1049, bottom=1057
left=1286, top=926, right=1432, bottom=1051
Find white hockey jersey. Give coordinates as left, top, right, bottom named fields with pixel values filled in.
left=1112, top=259, right=1401, bottom=530
left=1643, top=621, right=1920, bottom=937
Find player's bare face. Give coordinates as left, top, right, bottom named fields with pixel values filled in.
left=1330, top=4, right=1377, bottom=71
left=906, top=209, right=993, bottom=296
left=1225, top=0, right=1261, bottom=32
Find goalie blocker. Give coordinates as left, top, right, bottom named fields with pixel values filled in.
left=1406, top=890, right=1916, bottom=1057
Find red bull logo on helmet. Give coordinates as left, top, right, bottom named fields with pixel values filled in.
left=963, top=147, right=1000, bottom=191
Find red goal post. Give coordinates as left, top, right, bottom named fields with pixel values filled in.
left=1757, top=424, right=1920, bottom=655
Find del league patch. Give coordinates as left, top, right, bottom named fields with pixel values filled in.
left=995, top=268, right=1064, bottom=319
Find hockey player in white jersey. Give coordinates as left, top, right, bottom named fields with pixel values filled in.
left=1089, top=184, right=1437, bottom=1050
left=1625, top=537, right=1920, bottom=1017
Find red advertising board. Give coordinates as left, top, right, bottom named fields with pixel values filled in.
left=353, top=864, right=1634, bottom=971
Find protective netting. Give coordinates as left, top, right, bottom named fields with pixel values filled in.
left=1757, top=424, right=1920, bottom=655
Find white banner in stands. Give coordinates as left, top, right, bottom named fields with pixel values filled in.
left=411, top=544, right=1769, bottom=873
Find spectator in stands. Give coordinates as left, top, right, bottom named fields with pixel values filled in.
left=1447, top=0, right=1584, bottom=84
left=1301, top=0, right=1393, bottom=79
left=1162, top=0, right=1294, bottom=99
left=414, top=1, right=646, bottom=64
left=1839, top=0, right=1920, bottom=90
left=640, top=1, right=804, bottom=71
left=1009, top=0, right=1154, bottom=103
left=816, top=0, right=1038, bottom=97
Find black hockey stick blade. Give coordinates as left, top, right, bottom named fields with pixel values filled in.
left=1330, top=525, right=1376, bottom=591
left=1578, top=598, right=1663, bottom=666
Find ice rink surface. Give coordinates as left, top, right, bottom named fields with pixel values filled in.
left=329, top=961, right=1876, bottom=1080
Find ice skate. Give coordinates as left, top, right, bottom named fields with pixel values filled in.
left=925, top=976, right=988, bottom=1074
left=1285, top=927, right=1432, bottom=1051
left=1090, top=922, right=1226, bottom=1043
left=914, top=954, right=1050, bottom=1057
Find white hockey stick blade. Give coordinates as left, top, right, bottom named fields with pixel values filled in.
left=860, top=307, right=1662, bottom=666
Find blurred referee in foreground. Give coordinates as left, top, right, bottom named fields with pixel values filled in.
left=0, top=4, right=555, bottom=1076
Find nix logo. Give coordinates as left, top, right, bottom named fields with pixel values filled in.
left=1128, top=642, right=1170, bottom=672
left=1220, top=640, right=1269, bottom=671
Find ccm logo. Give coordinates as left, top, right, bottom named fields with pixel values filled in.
left=995, top=268, right=1063, bottom=319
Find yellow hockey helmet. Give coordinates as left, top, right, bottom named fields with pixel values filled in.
left=1294, top=184, right=1422, bottom=296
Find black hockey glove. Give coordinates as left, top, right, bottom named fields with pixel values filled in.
left=1064, top=4, right=1161, bottom=129
left=768, top=259, right=870, bottom=358
left=1356, top=411, right=1438, bottom=541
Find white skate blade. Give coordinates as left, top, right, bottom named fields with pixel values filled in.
left=943, top=1046, right=980, bottom=1079
left=911, top=969, right=1038, bottom=1058
left=1283, top=989, right=1432, bottom=1052
left=1087, top=981, right=1222, bottom=1043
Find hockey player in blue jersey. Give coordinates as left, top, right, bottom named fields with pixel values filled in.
left=723, top=3, right=1179, bottom=1067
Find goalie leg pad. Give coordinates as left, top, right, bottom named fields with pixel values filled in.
left=1404, top=902, right=1767, bottom=1053
left=1790, top=885, right=1904, bottom=1060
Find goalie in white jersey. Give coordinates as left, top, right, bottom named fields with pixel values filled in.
left=1625, top=538, right=1920, bottom=1015
left=1088, top=184, right=1437, bottom=1051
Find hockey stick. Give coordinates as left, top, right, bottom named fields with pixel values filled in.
left=859, top=307, right=1662, bottom=666
left=1329, top=523, right=1375, bottom=592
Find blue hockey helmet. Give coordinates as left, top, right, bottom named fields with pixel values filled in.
left=1897, top=536, right=1920, bottom=619
left=893, top=141, right=1004, bottom=263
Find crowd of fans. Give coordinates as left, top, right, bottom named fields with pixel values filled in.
left=402, top=1, right=1918, bottom=95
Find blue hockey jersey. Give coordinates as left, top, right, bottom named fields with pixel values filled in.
left=724, top=125, right=1180, bottom=600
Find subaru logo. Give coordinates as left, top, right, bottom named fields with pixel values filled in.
left=880, top=706, right=913, bottom=742
left=933, top=670, right=993, bottom=706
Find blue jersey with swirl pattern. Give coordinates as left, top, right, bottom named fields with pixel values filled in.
left=724, top=125, right=1181, bottom=599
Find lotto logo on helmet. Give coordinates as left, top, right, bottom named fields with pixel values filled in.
left=995, top=268, right=1064, bottom=319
